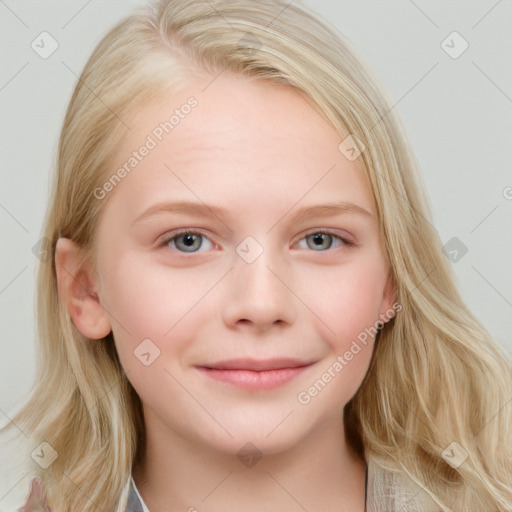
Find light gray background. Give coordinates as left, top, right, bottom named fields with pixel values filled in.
left=1, top=0, right=511, bottom=507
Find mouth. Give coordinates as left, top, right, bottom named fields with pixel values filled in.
left=196, top=358, right=315, bottom=390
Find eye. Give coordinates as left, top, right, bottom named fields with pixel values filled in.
left=163, top=230, right=214, bottom=253
left=296, top=230, right=351, bottom=251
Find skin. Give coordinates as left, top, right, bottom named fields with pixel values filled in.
left=56, top=73, right=395, bottom=511
left=18, top=478, right=50, bottom=512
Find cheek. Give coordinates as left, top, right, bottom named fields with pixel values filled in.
left=295, top=263, right=386, bottom=411
left=304, top=257, right=388, bottom=352
left=98, top=252, right=209, bottom=356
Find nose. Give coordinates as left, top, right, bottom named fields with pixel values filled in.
left=221, top=244, right=297, bottom=332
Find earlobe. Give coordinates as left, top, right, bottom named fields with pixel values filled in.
left=54, top=238, right=111, bottom=340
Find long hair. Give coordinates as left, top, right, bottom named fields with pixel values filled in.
left=3, top=1, right=511, bottom=510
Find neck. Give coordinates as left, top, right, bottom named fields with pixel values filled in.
left=132, top=413, right=367, bottom=512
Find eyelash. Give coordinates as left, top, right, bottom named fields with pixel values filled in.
left=160, top=229, right=354, bottom=254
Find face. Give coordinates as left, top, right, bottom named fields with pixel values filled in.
left=92, top=73, right=395, bottom=456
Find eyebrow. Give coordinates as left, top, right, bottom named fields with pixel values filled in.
left=132, top=199, right=372, bottom=226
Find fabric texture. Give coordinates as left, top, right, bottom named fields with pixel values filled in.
left=125, top=479, right=145, bottom=512
left=366, top=458, right=442, bottom=512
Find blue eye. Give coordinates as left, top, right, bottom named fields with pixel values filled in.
left=165, top=231, right=213, bottom=253
left=297, top=231, right=348, bottom=251
left=161, top=229, right=351, bottom=254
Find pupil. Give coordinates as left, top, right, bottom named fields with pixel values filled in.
left=184, top=234, right=196, bottom=246
left=309, top=233, right=332, bottom=250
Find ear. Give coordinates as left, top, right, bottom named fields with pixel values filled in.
left=54, top=238, right=111, bottom=340
left=378, top=271, right=398, bottom=325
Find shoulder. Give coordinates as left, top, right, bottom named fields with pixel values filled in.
left=1, top=476, right=48, bottom=512
left=0, top=463, right=40, bottom=511
left=5, top=477, right=135, bottom=512
left=0, top=430, right=41, bottom=511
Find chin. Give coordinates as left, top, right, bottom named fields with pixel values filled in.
left=189, top=413, right=320, bottom=460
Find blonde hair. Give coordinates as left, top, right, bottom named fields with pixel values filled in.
left=3, top=0, right=511, bottom=510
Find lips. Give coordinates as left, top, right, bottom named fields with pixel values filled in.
left=196, top=358, right=314, bottom=390
left=204, top=358, right=311, bottom=371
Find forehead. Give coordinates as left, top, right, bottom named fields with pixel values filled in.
left=129, top=74, right=338, bottom=150
left=103, top=73, right=374, bottom=221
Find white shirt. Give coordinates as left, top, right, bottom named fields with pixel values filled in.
left=130, top=476, right=151, bottom=512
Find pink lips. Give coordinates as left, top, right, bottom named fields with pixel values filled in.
left=197, top=358, right=313, bottom=390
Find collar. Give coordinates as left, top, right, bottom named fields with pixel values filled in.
left=127, top=467, right=369, bottom=512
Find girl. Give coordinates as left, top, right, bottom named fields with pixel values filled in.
left=4, top=0, right=511, bottom=510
